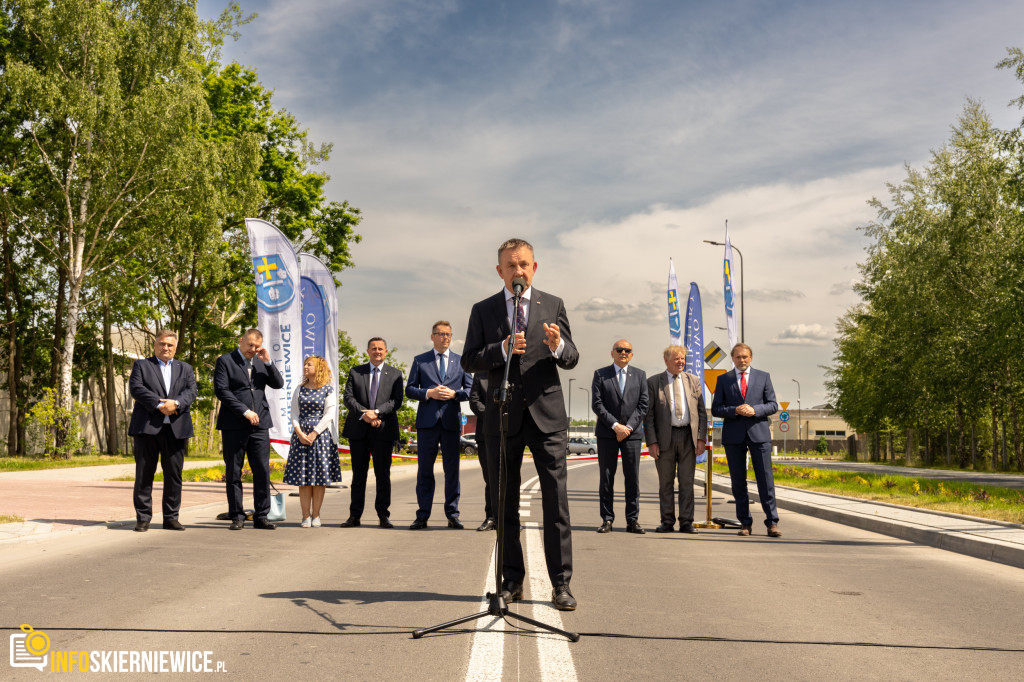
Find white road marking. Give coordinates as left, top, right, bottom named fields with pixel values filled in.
left=464, top=542, right=505, bottom=682
left=465, top=461, right=594, bottom=680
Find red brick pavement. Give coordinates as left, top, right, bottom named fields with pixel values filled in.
left=0, top=480, right=235, bottom=532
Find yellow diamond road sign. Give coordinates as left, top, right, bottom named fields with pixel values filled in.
left=704, top=341, right=725, bottom=368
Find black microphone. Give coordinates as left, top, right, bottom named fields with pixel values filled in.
left=512, top=276, right=527, bottom=296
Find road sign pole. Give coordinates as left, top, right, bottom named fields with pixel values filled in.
left=695, top=444, right=722, bottom=529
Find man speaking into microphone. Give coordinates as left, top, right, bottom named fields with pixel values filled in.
left=462, top=238, right=580, bottom=611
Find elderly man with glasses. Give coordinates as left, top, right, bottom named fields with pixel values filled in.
left=591, top=339, right=650, bottom=534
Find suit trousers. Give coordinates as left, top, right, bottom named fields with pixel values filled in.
left=132, top=425, right=186, bottom=522
left=222, top=427, right=271, bottom=521
left=486, top=409, right=572, bottom=586
left=414, top=425, right=462, bottom=521
left=655, top=425, right=697, bottom=526
left=349, top=436, right=394, bottom=519
left=476, top=424, right=493, bottom=520
left=724, top=438, right=779, bottom=527
left=596, top=436, right=641, bottom=523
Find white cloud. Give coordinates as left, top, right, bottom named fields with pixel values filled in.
left=767, top=324, right=832, bottom=346
left=198, top=0, right=1024, bottom=400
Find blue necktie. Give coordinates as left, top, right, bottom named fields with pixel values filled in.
left=438, top=353, right=446, bottom=381
left=618, top=368, right=626, bottom=395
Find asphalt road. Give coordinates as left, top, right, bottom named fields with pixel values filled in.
left=3, top=459, right=1023, bottom=680
left=782, top=458, right=1024, bottom=489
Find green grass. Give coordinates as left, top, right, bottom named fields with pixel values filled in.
left=710, top=458, right=1024, bottom=523
left=0, top=513, right=24, bottom=524
left=0, top=454, right=137, bottom=471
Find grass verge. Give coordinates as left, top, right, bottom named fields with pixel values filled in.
left=711, top=458, right=1024, bottom=524
left=0, top=513, right=24, bottom=524
left=0, top=454, right=137, bottom=471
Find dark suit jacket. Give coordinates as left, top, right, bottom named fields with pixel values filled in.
left=213, top=349, right=285, bottom=431
left=592, top=364, right=648, bottom=441
left=468, top=373, right=488, bottom=435
left=462, top=288, right=578, bottom=435
left=342, top=362, right=404, bottom=442
left=405, top=350, right=472, bottom=431
left=643, top=371, right=708, bottom=450
left=128, top=357, right=198, bottom=439
left=711, top=368, right=778, bottom=444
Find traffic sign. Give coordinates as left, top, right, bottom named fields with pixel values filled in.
left=704, top=341, right=725, bottom=368
left=779, top=422, right=790, bottom=432
left=780, top=401, right=790, bottom=410
left=704, top=368, right=727, bottom=394
left=779, top=412, right=790, bottom=422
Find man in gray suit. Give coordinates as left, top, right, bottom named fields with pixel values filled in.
left=591, top=339, right=649, bottom=534
left=642, top=345, right=707, bottom=534
left=711, top=343, right=781, bottom=537
left=128, top=329, right=198, bottom=532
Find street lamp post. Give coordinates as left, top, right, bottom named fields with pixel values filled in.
left=703, top=239, right=744, bottom=343
left=578, top=387, right=590, bottom=428
left=792, top=379, right=801, bottom=453
left=567, top=377, right=575, bottom=436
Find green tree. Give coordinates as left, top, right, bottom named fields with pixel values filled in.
left=1, top=0, right=218, bottom=456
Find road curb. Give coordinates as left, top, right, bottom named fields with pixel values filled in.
left=702, top=475, right=1024, bottom=570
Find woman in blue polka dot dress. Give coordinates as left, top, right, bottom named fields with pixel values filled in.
left=283, top=356, right=341, bottom=527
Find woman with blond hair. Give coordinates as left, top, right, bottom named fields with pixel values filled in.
left=283, top=356, right=341, bottom=527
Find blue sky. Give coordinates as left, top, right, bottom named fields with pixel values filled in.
left=199, top=0, right=1024, bottom=412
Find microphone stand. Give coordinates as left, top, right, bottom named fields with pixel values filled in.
left=413, top=287, right=579, bottom=642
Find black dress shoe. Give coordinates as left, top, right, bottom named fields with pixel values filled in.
left=679, top=524, right=699, bottom=534
left=409, top=519, right=428, bottom=530
left=340, top=517, right=361, bottom=528
left=596, top=520, right=613, bottom=533
left=162, top=519, right=185, bottom=531
left=448, top=518, right=464, bottom=530
left=500, top=580, right=524, bottom=602
left=626, top=521, right=646, bottom=534
left=551, top=584, right=577, bottom=611
left=253, top=518, right=277, bottom=530
left=229, top=518, right=244, bottom=530
left=476, top=518, right=495, bottom=531
left=134, top=520, right=149, bottom=532
left=654, top=522, right=675, bottom=533
left=378, top=517, right=394, bottom=529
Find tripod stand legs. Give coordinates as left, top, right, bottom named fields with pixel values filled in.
left=412, top=592, right=580, bottom=641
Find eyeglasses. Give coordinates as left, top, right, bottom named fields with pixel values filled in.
left=433, top=332, right=452, bottom=338
left=614, top=347, right=633, bottom=354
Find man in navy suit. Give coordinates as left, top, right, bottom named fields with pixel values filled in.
left=406, top=321, right=473, bottom=529
left=462, top=237, right=580, bottom=611
left=213, top=328, right=285, bottom=530
left=591, top=339, right=649, bottom=534
left=711, top=343, right=782, bottom=537
left=128, top=329, right=198, bottom=532
left=340, top=337, right=405, bottom=528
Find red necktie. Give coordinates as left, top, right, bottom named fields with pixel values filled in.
left=740, top=371, right=747, bottom=399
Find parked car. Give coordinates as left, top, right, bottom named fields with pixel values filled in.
left=566, top=437, right=597, bottom=455
left=461, top=433, right=478, bottom=455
